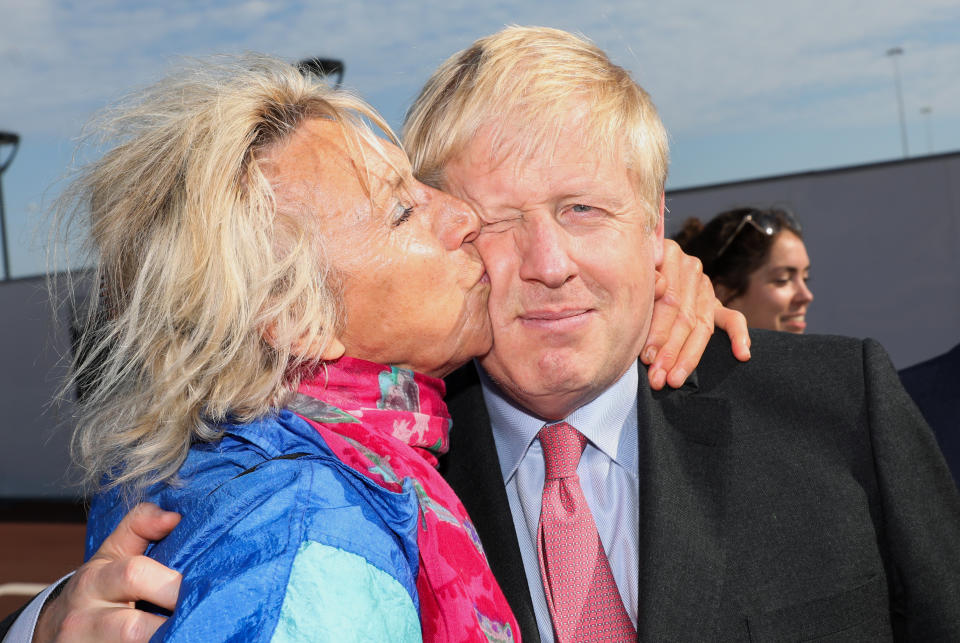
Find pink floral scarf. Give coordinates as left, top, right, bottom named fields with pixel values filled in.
left=291, top=356, right=519, bottom=642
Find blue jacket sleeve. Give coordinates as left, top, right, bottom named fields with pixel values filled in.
left=93, top=454, right=422, bottom=642
left=271, top=539, right=420, bottom=642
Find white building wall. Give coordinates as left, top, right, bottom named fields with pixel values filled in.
left=0, top=275, right=82, bottom=499
left=666, top=152, right=960, bottom=370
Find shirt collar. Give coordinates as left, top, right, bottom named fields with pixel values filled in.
left=479, top=360, right=640, bottom=484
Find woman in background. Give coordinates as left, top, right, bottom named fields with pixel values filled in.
left=675, top=207, right=813, bottom=333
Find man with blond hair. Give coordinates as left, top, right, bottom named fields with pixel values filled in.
left=404, top=26, right=960, bottom=642
left=9, top=26, right=960, bottom=643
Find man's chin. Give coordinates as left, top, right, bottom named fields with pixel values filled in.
left=479, top=348, right=602, bottom=419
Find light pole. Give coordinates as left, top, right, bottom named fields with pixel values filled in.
left=885, top=47, right=908, bottom=158
left=920, top=106, right=933, bottom=154
left=0, top=131, right=21, bottom=282
left=297, top=58, right=345, bottom=88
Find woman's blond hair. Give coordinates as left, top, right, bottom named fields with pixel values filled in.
left=58, top=54, right=397, bottom=496
left=403, top=26, right=669, bottom=226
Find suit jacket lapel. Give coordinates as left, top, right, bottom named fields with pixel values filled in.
left=637, top=366, right=729, bottom=641
left=442, top=359, right=729, bottom=642
left=441, top=363, right=541, bottom=643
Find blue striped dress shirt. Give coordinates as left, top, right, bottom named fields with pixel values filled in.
left=478, top=362, right=640, bottom=643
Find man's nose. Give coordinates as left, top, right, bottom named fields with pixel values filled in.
left=518, top=215, right=578, bottom=288
left=435, top=190, right=481, bottom=249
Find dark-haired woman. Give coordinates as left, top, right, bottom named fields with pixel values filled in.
left=675, top=207, right=813, bottom=333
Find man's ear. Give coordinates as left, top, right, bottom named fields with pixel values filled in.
left=263, top=323, right=346, bottom=361
left=653, top=192, right=666, bottom=266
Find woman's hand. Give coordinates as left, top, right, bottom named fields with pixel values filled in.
left=33, top=503, right=181, bottom=643
left=643, top=239, right=751, bottom=390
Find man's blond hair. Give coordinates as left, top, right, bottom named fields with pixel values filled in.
left=403, top=26, right=669, bottom=225
left=58, top=54, right=397, bottom=495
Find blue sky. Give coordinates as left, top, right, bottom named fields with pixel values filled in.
left=2, top=0, right=959, bottom=277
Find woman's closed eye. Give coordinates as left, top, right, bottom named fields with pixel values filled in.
left=392, top=203, right=414, bottom=227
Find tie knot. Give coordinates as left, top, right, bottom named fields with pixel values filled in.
left=539, top=422, right=587, bottom=480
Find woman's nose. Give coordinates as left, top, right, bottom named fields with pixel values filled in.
left=435, top=190, right=481, bottom=249
left=795, top=277, right=813, bottom=303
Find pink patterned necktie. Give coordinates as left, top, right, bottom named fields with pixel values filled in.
left=537, top=422, right=636, bottom=643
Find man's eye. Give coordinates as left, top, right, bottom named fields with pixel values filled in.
left=393, top=205, right=414, bottom=226
left=478, top=217, right=519, bottom=235
left=566, top=204, right=606, bottom=220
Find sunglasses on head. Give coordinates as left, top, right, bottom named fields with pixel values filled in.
left=715, top=210, right=801, bottom=258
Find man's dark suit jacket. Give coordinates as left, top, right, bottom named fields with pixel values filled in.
left=899, top=342, right=960, bottom=486
left=441, top=330, right=960, bottom=642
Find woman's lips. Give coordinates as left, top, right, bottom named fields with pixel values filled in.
left=781, top=314, right=806, bottom=331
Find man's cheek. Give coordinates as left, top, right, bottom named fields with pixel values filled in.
left=476, top=247, right=515, bottom=304
left=474, top=223, right=502, bottom=249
